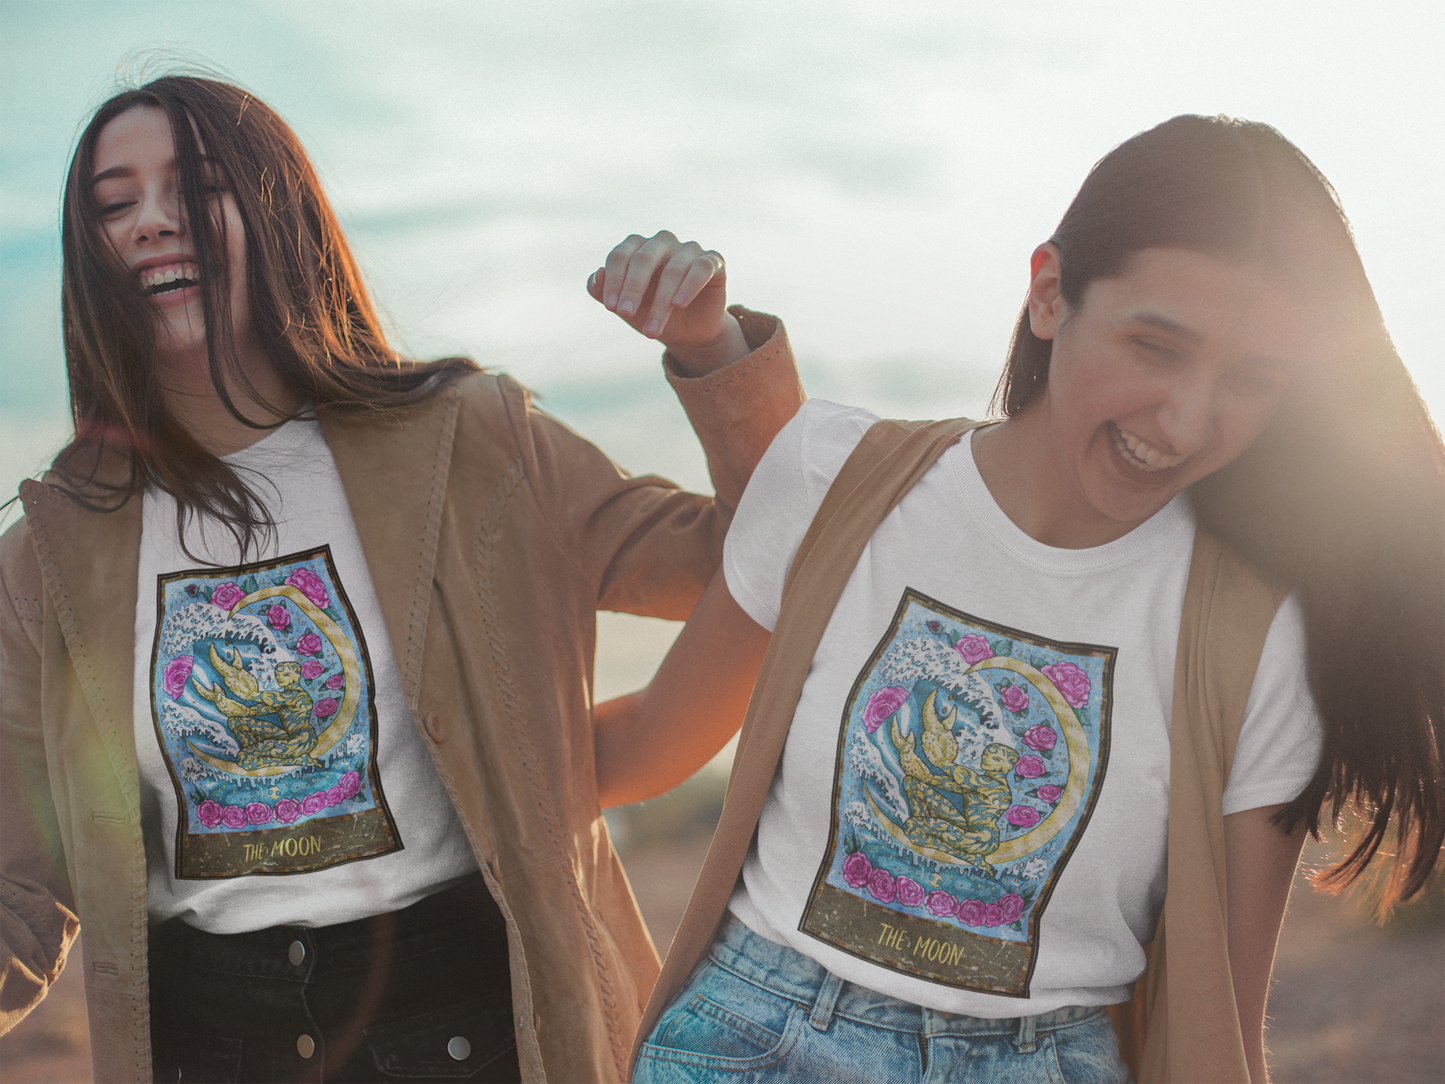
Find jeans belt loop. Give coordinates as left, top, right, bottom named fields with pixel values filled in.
left=808, top=970, right=845, bottom=1032
left=1014, top=1013, right=1039, bottom=1053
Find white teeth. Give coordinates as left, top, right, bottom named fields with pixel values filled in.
left=139, top=264, right=199, bottom=290
left=1111, top=424, right=1186, bottom=472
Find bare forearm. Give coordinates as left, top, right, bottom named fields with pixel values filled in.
left=1225, top=804, right=1307, bottom=1082
left=594, top=571, right=770, bottom=808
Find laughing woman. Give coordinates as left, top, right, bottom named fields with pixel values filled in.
left=598, top=116, right=1443, bottom=1083
left=0, top=75, right=804, bottom=1082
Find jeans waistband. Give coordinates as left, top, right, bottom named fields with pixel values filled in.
left=710, top=913, right=1107, bottom=1038
left=148, top=869, right=499, bottom=980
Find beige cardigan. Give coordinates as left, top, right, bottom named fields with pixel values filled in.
left=0, top=309, right=806, bottom=1084
left=634, top=417, right=1284, bottom=1084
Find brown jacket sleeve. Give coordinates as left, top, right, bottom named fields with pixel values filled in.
left=501, top=307, right=805, bottom=620
left=663, top=306, right=806, bottom=511
left=0, top=521, right=80, bottom=1035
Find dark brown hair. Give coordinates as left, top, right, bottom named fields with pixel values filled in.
left=53, top=74, right=476, bottom=557
left=991, top=115, right=1444, bottom=908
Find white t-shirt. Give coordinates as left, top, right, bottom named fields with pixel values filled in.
left=723, top=400, right=1321, bottom=1016
left=132, top=417, right=477, bottom=933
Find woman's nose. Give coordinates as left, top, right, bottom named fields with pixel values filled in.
left=134, top=186, right=184, bottom=243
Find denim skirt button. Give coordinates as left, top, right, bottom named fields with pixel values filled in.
left=447, top=1036, right=471, bottom=1060
left=288, top=940, right=306, bottom=966
left=297, top=1034, right=315, bottom=1058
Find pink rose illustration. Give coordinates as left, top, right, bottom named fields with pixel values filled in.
left=196, top=799, right=223, bottom=828
left=1006, top=804, right=1041, bottom=828
left=339, top=771, right=362, bottom=799
left=895, top=876, right=925, bottom=908
left=284, top=568, right=330, bottom=610
left=296, top=632, right=323, bottom=657
left=163, top=655, right=194, bottom=699
left=211, top=582, right=244, bottom=610
left=1023, top=724, right=1057, bottom=752
left=1038, top=784, right=1062, bottom=803
left=925, top=890, right=959, bottom=917
left=957, top=899, right=986, bottom=926
left=221, top=805, right=247, bottom=829
left=275, top=798, right=302, bottom=824
left=1000, top=684, right=1029, bottom=713
left=956, top=634, right=992, bottom=666
left=1015, top=755, right=1046, bottom=779
left=314, top=697, right=339, bottom=719
left=302, top=792, right=327, bottom=816
left=246, top=802, right=273, bottom=826
left=999, top=893, right=1025, bottom=924
left=984, top=902, right=1004, bottom=927
left=266, top=604, right=291, bottom=631
left=862, top=686, right=909, bottom=734
left=1041, top=661, right=1091, bottom=708
left=325, top=784, right=345, bottom=807
left=842, top=852, right=872, bottom=888
left=325, top=672, right=344, bottom=689
left=868, top=868, right=896, bottom=904
left=300, top=660, right=325, bottom=680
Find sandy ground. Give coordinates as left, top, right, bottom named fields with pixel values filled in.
left=2, top=839, right=1439, bottom=1083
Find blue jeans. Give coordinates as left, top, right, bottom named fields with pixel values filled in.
left=635, top=915, right=1131, bottom=1084
left=147, top=872, right=519, bottom=1082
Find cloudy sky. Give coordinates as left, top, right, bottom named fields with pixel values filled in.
left=3, top=0, right=1440, bottom=521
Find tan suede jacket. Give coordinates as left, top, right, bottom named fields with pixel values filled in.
left=0, top=309, right=805, bottom=1084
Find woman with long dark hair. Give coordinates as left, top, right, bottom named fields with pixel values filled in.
left=599, top=115, right=1443, bottom=1082
left=0, top=74, right=805, bottom=1082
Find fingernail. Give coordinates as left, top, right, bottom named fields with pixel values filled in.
left=644, top=319, right=660, bottom=336
left=619, top=300, right=635, bottom=316
left=605, top=293, right=618, bottom=310
left=672, top=291, right=688, bottom=307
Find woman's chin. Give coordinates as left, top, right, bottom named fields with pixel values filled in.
left=1081, top=455, right=1189, bottom=528
left=152, top=305, right=208, bottom=357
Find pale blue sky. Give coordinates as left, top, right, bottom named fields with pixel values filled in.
left=3, top=0, right=1441, bottom=505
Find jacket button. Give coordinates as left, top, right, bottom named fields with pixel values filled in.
left=425, top=712, right=446, bottom=742
left=297, top=1034, right=315, bottom=1058
left=447, top=1035, right=471, bottom=1060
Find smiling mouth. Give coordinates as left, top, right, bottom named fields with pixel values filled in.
left=140, top=263, right=200, bottom=297
left=1109, top=423, right=1187, bottom=473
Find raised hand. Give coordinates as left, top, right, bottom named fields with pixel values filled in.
left=588, top=230, right=750, bottom=376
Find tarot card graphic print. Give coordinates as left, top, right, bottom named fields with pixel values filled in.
left=148, top=546, right=400, bottom=878
left=799, top=588, right=1115, bottom=997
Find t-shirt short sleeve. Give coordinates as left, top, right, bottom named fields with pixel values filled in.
left=723, top=400, right=878, bottom=631
left=1221, top=593, right=1324, bottom=815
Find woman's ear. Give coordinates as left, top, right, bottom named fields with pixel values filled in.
left=1027, top=243, right=1064, bottom=340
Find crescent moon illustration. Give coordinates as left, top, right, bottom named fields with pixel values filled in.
left=864, top=656, right=1089, bottom=866
left=185, top=583, right=363, bottom=777
left=968, top=656, right=1089, bottom=863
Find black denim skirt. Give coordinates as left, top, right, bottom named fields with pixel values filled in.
left=147, top=871, right=519, bottom=1083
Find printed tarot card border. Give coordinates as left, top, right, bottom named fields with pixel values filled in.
left=798, top=586, right=1117, bottom=997
left=149, top=544, right=401, bottom=878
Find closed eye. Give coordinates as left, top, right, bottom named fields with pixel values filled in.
left=1131, top=336, right=1181, bottom=362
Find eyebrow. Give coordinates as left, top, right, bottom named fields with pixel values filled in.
left=92, top=153, right=212, bottom=186
left=1128, top=310, right=1204, bottom=343
left=91, top=164, right=135, bottom=184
